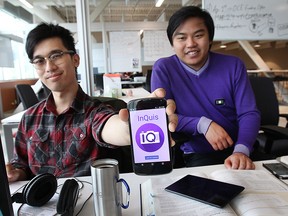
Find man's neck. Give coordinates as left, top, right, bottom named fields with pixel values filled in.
left=52, top=83, right=79, bottom=115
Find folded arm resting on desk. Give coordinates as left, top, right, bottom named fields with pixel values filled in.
left=176, top=114, right=256, bottom=155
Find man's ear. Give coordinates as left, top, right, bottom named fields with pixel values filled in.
left=73, top=53, right=80, bottom=67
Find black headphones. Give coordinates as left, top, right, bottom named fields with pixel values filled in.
left=12, top=173, right=79, bottom=215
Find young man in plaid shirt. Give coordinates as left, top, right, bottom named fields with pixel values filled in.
left=6, top=23, right=177, bottom=182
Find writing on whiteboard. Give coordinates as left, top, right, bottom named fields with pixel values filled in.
left=204, top=0, right=288, bottom=40
left=143, top=31, right=174, bottom=62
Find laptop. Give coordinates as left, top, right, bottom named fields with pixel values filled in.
left=0, top=141, right=14, bottom=216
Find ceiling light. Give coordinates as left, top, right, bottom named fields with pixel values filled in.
left=19, top=0, right=33, bottom=9
left=155, top=0, right=165, bottom=7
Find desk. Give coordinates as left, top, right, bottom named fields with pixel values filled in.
left=9, top=160, right=288, bottom=215
left=120, top=88, right=150, bottom=103
left=121, top=81, right=145, bottom=85
left=0, top=88, right=150, bottom=163
left=1, top=111, right=25, bottom=163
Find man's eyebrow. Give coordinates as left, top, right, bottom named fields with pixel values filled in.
left=32, top=55, right=44, bottom=59
left=32, top=50, right=62, bottom=59
left=173, top=32, right=186, bottom=37
left=174, top=29, right=206, bottom=37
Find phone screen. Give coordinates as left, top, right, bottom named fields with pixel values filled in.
left=129, top=106, right=171, bottom=164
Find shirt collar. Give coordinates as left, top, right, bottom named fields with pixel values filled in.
left=44, top=85, right=86, bottom=114
left=178, top=53, right=210, bottom=76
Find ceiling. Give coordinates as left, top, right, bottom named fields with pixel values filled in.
left=2, top=0, right=287, bottom=51
left=53, top=0, right=197, bottom=23
left=6, top=0, right=202, bottom=23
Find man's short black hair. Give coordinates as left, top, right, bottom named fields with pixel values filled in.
left=167, top=6, right=215, bottom=46
left=25, top=22, right=76, bottom=60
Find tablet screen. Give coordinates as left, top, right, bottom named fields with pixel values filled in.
left=165, top=174, right=245, bottom=208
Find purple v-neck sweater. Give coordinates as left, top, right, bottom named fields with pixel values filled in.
left=151, top=52, right=260, bottom=155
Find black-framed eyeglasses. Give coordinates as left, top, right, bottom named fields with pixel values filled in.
left=30, top=50, right=75, bottom=70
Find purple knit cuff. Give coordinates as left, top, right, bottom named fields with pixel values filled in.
left=233, top=144, right=250, bottom=156
left=197, top=116, right=213, bottom=135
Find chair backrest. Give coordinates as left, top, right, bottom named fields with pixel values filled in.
left=249, top=76, right=279, bottom=126
left=37, top=83, right=51, bottom=101
left=15, top=84, right=39, bottom=109
left=42, top=82, right=51, bottom=97
left=94, top=74, right=104, bottom=93
left=94, top=96, right=127, bottom=111
left=144, top=69, right=152, bottom=92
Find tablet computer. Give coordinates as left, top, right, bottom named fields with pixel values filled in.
left=165, top=174, right=245, bottom=208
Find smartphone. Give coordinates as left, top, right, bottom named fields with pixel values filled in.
left=263, top=162, right=288, bottom=179
left=127, top=98, right=173, bottom=175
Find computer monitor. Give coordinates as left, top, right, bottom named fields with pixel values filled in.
left=0, top=141, right=14, bottom=216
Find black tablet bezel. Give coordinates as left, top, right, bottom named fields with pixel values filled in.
left=165, top=174, right=245, bottom=208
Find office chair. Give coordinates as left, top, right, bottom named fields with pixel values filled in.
left=37, top=82, right=51, bottom=101
left=94, top=73, right=104, bottom=95
left=144, top=70, right=152, bottom=92
left=249, top=76, right=288, bottom=157
left=15, top=84, right=39, bottom=109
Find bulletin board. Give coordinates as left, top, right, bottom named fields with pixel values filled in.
left=143, top=30, right=174, bottom=62
left=109, top=31, right=141, bottom=72
left=203, top=0, right=288, bottom=40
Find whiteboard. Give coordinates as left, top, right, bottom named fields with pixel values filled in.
left=109, top=31, right=141, bottom=72
left=203, top=0, right=288, bottom=40
left=143, top=31, right=174, bottom=62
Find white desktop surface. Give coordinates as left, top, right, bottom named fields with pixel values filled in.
left=1, top=111, right=25, bottom=124
left=9, top=160, right=288, bottom=216
left=120, top=87, right=150, bottom=103
left=121, top=81, right=144, bottom=85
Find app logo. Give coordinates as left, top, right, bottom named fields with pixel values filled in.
left=135, top=123, right=164, bottom=152
left=140, top=130, right=160, bottom=145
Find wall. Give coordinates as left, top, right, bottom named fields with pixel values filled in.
left=141, top=45, right=288, bottom=72
left=214, top=46, right=288, bottom=70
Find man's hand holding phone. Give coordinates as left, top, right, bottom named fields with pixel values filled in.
left=118, top=88, right=177, bottom=145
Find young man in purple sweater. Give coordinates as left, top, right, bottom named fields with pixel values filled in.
left=151, top=6, right=260, bottom=169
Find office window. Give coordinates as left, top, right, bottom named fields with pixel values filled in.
left=0, top=10, right=35, bottom=81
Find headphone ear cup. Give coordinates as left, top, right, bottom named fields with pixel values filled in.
left=22, top=173, right=57, bottom=207
left=57, top=179, right=79, bottom=215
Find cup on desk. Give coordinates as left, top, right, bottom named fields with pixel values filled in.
left=91, top=158, right=130, bottom=216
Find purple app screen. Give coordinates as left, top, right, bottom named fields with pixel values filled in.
left=130, top=107, right=170, bottom=163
